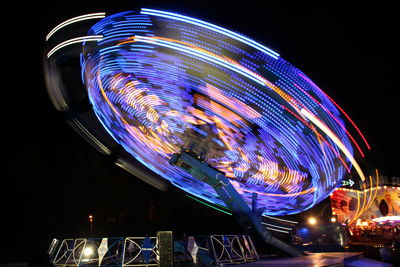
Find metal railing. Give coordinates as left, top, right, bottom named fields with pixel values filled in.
left=48, top=234, right=258, bottom=266
left=49, top=237, right=158, bottom=267
left=209, top=235, right=259, bottom=265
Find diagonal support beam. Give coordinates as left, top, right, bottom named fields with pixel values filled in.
left=169, top=151, right=305, bottom=257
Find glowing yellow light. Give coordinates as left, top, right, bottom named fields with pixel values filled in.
left=331, top=217, right=337, bottom=223
left=349, top=190, right=361, bottom=225
left=308, top=217, right=317, bottom=225
left=300, top=109, right=366, bottom=181
left=83, top=247, right=94, bottom=257
left=239, top=187, right=315, bottom=197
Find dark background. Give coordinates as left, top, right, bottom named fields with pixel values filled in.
left=2, top=0, right=398, bottom=263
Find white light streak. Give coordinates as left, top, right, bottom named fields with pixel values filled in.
left=134, top=35, right=265, bottom=86
left=372, top=216, right=400, bottom=222
left=47, top=35, right=103, bottom=58
left=46, top=13, right=106, bottom=41
left=263, top=215, right=298, bottom=224
left=140, top=8, right=280, bottom=59
left=300, top=108, right=366, bottom=181
left=69, top=118, right=111, bottom=155
left=261, top=222, right=292, bottom=230
left=265, top=227, right=289, bottom=234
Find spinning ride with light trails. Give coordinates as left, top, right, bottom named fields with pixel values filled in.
left=44, top=7, right=370, bottom=256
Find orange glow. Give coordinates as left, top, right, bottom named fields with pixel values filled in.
left=238, top=186, right=316, bottom=197
left=301, top=108, right=366, bottom=182
left=251, top=155, right=307, bottom=193
left=331, top=170, right=380, bottom=224
left=293, top=83, right=365, bottom=158
left=193, top=93, right=247, bottom=128
left=118, top=35, right=303, bottom=115
left=96, top=71, right=179, bottom=156
left=203, top=84, right=261, bottom=120
left=282, top=105, right=351, bottom=172
left=349, top=191, right=360, bottom=225
left=351, top=175, right=372, bottom=224
left=116, top=36, right=135, bottom=46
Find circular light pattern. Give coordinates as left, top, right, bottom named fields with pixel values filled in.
left=82, top=9, right=362, bottom=215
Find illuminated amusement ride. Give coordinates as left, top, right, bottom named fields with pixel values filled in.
left=44, top=8, right=371, bottom=257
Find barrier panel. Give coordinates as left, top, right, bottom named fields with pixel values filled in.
left=175, top=234, right=258, bottom=266
left=52, top=238, right=86, bottom=266
left=49, top=237, right=158, bottom=267
left=122, top=237, right=158, bottom=266
left=209, top=235, right=259, bottom=265
left=49, top=233, right=258, bottom=266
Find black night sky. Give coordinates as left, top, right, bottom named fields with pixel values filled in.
left=2, top=1, right=398, bottom=264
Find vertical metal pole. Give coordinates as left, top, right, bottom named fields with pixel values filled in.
left=89, top=215, right=93, bottom=237
left=77, top=238, right=87, bottom=266
left=47, top=238, right=59, bottom=262
left=209, top=236, right=219, bottom=266
left=157, top=231, right=173, bottom=267
left=52, top=239, right=65, bottom=265
left=121, top=238, right=127, bottom=267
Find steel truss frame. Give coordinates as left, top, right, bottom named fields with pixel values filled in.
left=49, top=237, right=158, bottom=267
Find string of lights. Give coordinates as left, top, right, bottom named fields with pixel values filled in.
left=80, top=9, right=369, bottom=215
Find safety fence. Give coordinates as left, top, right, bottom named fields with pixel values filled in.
left=48, top=234, right=258, bottom=266
left=210, top=235, right=259, bottom=265
left=173, top=234, right=258, bottom=266
left=48, top=236, right=158, bottom=266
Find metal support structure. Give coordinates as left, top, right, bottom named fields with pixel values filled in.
left=49, top=236, right=159, bottom=266
left=208, top=235, right=259, bottom=265
left=169, top=151, right=305, bottom=257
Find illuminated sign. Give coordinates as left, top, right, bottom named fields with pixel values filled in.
left=342, top=179, right=355, bottom=187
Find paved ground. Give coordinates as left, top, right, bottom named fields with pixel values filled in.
left=226, top=252, right=393, bottom=267
left=1, top=252, right=393, bottom=267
